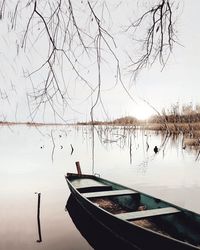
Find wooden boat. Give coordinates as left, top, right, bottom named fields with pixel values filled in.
left=65, top=172, right=200, bottom=250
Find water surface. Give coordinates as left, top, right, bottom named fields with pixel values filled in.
left=0, top=125, right=200, bottom=250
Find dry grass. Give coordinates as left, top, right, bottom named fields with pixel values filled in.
left=91, top=198, right=127, bottom=214
left=142, top=122, right=200, bottom=148
left=144, top=122, right=200, bottom=132
left=183, top=138, right=200, bottom=147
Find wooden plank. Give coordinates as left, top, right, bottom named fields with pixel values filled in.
left=83, top=189, right=137, bottom=198
left=115, top=207, right=180, bottom=221
left=71, top=178, right=108, bottom=189
left=78, top=185, right=113, bottom=193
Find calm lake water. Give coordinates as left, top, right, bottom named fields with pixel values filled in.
left=1, top=125, right=200, bottom=250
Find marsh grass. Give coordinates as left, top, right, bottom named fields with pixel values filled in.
left=1, top=110, right=200, bottom=150
left=143, top=122, right=200, bottom=148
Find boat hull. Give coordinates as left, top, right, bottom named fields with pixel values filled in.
left=66, top=174, right=200, bottom=250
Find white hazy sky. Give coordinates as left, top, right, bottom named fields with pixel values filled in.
left=0, top=0, right=200, bottom=122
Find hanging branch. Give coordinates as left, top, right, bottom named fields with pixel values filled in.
left=0, top=0, right=181, bottom=123
left=127, top=0, right=179, bottom=78
left=12, top=0, right=95, bottom=120
left=87, top=1, right=122, bottom=172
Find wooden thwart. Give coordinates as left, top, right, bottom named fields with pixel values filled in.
left=83, top=189, right=137, bottom=198
left=78, top=185, right=113, bottom=193
left=116, top=207, right=180, bottom=221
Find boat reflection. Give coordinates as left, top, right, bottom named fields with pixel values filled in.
left=65, top=195, right=140, bottom=250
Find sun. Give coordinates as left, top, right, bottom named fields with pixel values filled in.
left=131, top=105, right=154, bottom=120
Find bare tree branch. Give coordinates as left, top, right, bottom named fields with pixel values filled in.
left=0, top=0, right=181, bottom=123
left=126, top=0, right=179, bottom=79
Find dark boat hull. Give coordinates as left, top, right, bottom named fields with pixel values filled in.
left=66, top=174, right=200, bottom=250
left=66, top=195, right=140, bottom=250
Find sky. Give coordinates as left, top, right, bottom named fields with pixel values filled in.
left=0, top=0, right=200, bottom=122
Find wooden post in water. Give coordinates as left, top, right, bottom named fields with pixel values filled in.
left=75, top=161, right=82, bottom=175
left=36, top=192, right=42, bottom=243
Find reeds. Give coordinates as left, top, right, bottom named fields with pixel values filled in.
left=144, top=122, right=200, bottom=147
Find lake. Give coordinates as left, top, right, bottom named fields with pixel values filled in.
left=1, top=125, right=200, bottom=250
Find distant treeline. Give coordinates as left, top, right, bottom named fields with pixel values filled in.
left=77, top=116, right=138, bottom=125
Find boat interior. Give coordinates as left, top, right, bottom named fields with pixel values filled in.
left=67, top=174, right=200, bottom=248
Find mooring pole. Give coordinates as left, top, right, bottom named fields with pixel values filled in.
left=75, top=161, right=82, bottom=175
left=36, top=192, right=42, bottom=243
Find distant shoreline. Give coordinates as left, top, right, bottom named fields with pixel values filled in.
left=1, top=119, right=199, bottom=148
left=0, top=121, right=66, bottom=126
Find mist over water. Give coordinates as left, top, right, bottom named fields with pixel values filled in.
left=0, top=125, right=200, bottom=250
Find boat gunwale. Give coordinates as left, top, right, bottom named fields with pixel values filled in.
left=66, top=173, right=200, bottom=216
left=65, top=173, right=200, bottom=249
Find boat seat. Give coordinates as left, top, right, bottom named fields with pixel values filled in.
left=78, top=185, right=113, bottom=193
left=115, top=207, right=180, bottom=221
left=83, top=189, right=137, bottom=198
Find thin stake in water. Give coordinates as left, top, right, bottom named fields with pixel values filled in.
left=35, top=192, right=42, bottom=243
